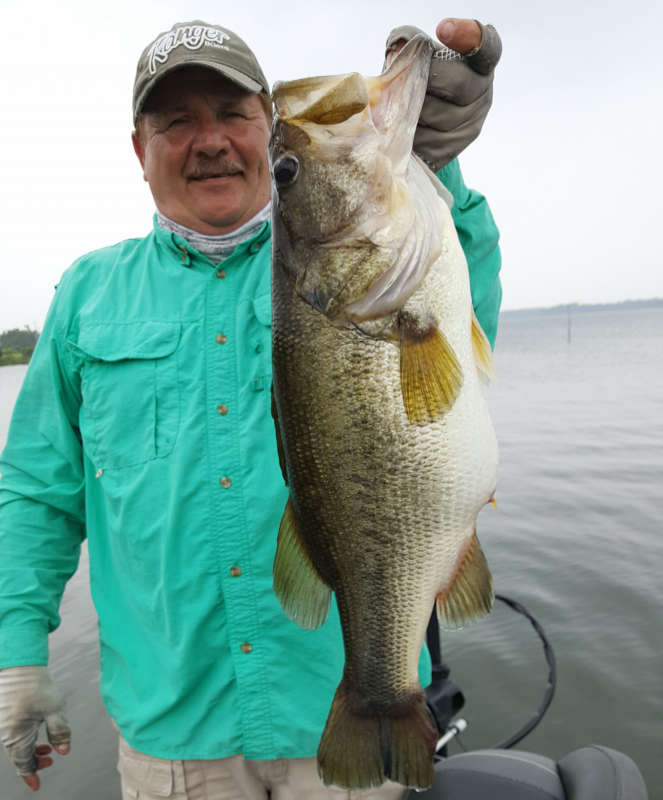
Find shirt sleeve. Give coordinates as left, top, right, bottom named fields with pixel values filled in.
left=0, top=273, right=85, bottom=669
left=437, top=158, right=503, bottom=348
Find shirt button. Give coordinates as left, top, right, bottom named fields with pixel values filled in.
left=220, top=476, right=232, bottom=489
left=230, top=566, right=242, bottom=577
left=240, top=642, right=253, bottom=654
left=216, top=268, right=226, bottom=279
left=217, top=404, right=228, bottom=415
left=216, top=333, right=227, bottom=344
left=249, top=241, right=262, bottom=253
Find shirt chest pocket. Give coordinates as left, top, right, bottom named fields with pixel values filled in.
left=71, top=322, right=181, bottom=470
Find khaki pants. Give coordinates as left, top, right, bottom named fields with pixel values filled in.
left=117, top=735, right=407, bottom=800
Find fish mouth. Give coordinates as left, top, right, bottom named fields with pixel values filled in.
left=383, top=39, right=407, bottom=70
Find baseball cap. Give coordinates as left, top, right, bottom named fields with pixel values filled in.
left=132, top=20, right=269, bottom=123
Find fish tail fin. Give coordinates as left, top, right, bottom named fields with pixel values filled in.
left=471, top=309, right=496, bottom=382
left=436, top=530, right=494, bottom=629
left=399, top=314, right=463, bottom=426
left=273, top=498, right=331, bottom=629
left=317, top=679, right=437, bottom=790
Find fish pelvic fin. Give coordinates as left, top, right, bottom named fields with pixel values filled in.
left=399, top=314, right=463, bottom=425
left=273, top=498, right=331, bottom=630
left=317, top=678, right=437, bottom=790
left=436, top=530, right=494, bottom=629
left=471, top=309, right=496, bottom=382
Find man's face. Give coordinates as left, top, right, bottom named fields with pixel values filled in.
left=132, top=67, right=271, bottom=235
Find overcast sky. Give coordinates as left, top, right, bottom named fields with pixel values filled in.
left=0, top=0, right=661, bottom=332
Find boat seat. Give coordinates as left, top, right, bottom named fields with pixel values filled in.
left=407, top=745, right=648, bottom=800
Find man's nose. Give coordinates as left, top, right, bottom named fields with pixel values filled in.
left=192, top=117, right=231, bottom=156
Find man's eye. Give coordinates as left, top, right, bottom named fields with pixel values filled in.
left=167, top=117, right=189, bottom=128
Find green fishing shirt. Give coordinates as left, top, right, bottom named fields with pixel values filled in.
left=0, top=159, right=501, bottom=760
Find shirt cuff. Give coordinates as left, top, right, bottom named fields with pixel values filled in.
left=0, top=625, right=49, bottom=669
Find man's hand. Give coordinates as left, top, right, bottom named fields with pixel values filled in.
left=385, top=17, right=502, bottom=171
left=0, top=666, right=71, bottom=791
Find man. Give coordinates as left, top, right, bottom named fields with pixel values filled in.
left=0, top=18, right=501, bottom=799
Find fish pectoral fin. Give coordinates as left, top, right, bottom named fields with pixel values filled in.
left=471, top=309, right=496, bottom=382
left=436, top=531, right=494, bottom=629
left=273, top=498, right=331, bottom=630
left=399, top=315, right=463, bottom=425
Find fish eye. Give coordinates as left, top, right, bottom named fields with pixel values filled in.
left=273, top=154, right=299, bottom=187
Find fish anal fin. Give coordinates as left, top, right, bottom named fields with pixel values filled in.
left=273, top=498, right=331, bottom=630
left=399, top=315, right=463, bottom=426
left=436, top=531, right=494, bottom=629
left=471, top=310, right=496, bottom=382
left=318, top=679, right=436, bottom=790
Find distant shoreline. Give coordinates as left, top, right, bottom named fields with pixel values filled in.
left=500, top=298, right=663, bottom=318
left=0, top=351, right=32, bottom=367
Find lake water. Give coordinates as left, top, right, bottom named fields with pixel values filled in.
left=0, top=305, right=661, bottom=799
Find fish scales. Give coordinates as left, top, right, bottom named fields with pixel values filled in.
left=270, top=35, right=498, bottom=791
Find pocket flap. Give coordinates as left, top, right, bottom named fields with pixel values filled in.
left=252, top=293, right=272, bottom=326
left=70, top=321, right=181, bottom=362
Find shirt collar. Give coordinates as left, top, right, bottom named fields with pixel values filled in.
left=152, top=213, right=271, bottom=266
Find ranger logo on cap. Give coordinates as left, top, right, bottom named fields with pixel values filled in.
left=147, top=25, right=232, bottom=75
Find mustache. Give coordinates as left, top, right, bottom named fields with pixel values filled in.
left=187, top=159, right=244, bottom=180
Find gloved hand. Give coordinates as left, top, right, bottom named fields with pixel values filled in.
left=385, top=18, right=502, bottom=172
left=0, top=666, right=71, bottom=791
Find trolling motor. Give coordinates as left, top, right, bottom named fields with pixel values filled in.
left=423, top=608, right=465, bottom=756
left=424, top=593, right=557, bottom=754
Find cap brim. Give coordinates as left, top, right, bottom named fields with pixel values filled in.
left=134, top=59, right=265, bottom=122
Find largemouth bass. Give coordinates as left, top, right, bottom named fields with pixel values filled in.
left=269, top=35, right=498, bottom=791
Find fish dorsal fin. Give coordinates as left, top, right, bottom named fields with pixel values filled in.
left=471, top=309, right=496, bottom=381
left=365, top=35, right=433, bottom=173
left=273, top=498, right=331, bottom=630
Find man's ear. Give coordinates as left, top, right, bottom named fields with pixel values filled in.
left=132, top=130, right=147, bottom=176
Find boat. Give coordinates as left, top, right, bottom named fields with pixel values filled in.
left=405, top=594, right=648, bottom=799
